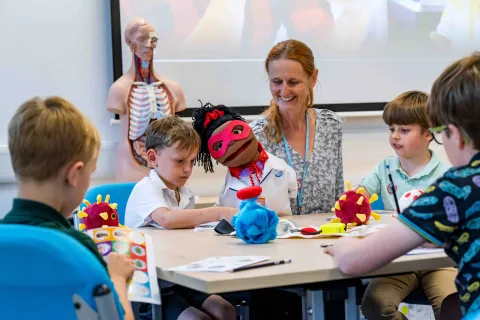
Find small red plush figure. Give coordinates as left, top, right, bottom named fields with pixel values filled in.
left=237, top=186, right=262, bottom=201
left=331, top=180, right=381, bottom=226
left=77, top=194, right=120, bottom=231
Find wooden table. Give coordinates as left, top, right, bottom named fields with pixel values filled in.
left=140, top=213, right=456, bottom=319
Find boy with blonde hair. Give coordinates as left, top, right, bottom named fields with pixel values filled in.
left=357, top=90, right=456, bottom=319
left=0, top=96, right=135, bottom=320
left=125, top=116, right=237, bottom=320
left=326, top=52, right=480, bottom=319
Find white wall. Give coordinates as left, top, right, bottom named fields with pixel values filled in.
left=0, top=0, right=449, bottom=218
left=0, top=0, right=118, bottom=216
left=0, top=0, right=119, bottom=181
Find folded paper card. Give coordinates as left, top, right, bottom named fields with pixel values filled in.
left=87, top=227, right=161, bottom=305
left=406, top=248, right=444, bottom=255
left=193, top=221, right=220, bottom=232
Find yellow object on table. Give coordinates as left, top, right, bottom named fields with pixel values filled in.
left=320, top=222, right=346, bottom=234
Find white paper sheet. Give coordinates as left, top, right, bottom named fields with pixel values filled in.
left=276, top=223, right=387, bottom=239
left=406, top=248, right=444, bottom=255
left=193, top=221, right=220, bottom=232
left=166, top=256, right=271, bottom=272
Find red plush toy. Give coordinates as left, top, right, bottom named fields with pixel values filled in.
left=331, top=180, right=381, bottom=226
left=77, top=194, right=121, bottom=231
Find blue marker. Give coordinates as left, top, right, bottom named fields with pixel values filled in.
left=387, top=165, right=401, bottom=213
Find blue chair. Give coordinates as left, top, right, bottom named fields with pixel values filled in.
left=0, top=225, right=123, bottom=320
left=83, top=182, right=136, bottom=225
left=370, top=194, right=384, bottom=211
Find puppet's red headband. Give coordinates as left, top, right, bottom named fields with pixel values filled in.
left=203, top=110, right=224, bottom=128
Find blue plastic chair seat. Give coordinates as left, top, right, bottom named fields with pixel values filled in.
left=83, top=182, right=136, bottom=225
left=0, top=225, right=123, bottom=319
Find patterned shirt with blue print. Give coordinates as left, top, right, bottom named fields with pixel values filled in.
left=398, top=152, right=480, bottom=317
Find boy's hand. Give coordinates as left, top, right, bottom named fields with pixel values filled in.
left=324, top=236, right=359, bottom=258
left=106, top=252, right=135, bottom=281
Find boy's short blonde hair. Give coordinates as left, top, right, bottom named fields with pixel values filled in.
left=383, top=91, right=429, bottom=131
left=145, top=117, right=200, bottom=155
left=428, top=52, right=480, bottom=150
left=8, top=96, right=100, bottom=181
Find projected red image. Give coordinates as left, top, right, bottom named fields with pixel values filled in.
left=119, top=0, right=479, bottom=60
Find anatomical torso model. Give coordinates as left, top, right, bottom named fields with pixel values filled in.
left=107, top=18, right=187, bottom=182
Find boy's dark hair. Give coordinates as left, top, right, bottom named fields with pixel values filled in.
left=383, top=91, right=430, bottom=131
left=192, top=101, right=245, bottom=173
left=145, top=116, right=200, bottom=155
left=428, top=52, right=480, bottom=150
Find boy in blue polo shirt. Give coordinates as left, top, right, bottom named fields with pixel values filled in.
left=358, top=90, right=456, bottom=319
left=359, top=90, right=451, bottom=211
left=326, top=52, right=480, bottom=319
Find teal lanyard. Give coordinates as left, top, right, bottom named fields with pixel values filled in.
left=282, top=111, right=309, bottom=208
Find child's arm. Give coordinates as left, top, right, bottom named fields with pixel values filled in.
left=106, top=252, right=135, bottom=320
left=357, top=161, right=382, bottom=199
left=151, top=206, right=238, bottom=229
left=358, top=188, right=371, bottom=201
left=324, top=219, right=425, bottom=276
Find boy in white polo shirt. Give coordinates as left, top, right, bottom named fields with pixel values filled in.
left=125, top=117, right=237, bottom=320
left=358, top=90, right=456, bottom=320
left=125, top=117, right=237, bottom=230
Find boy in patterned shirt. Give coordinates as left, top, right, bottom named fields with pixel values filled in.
left=325, top=52, right=480, bottom=319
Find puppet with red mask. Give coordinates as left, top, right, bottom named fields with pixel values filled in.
left=192, top=102, right=297, bottom=216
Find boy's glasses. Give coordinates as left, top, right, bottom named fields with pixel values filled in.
left=429, top=124, right=471, bottom=145
left=428, top=125, right=448, bottom=145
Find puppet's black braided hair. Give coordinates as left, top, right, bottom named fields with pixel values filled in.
left=192, top=100, right=245, bottom=173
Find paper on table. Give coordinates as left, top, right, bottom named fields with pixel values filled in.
left=166, top=256, right=270, bottom=272
left=193, top=221, right=220, bottom=232
left=406, top=248, right=444, bottom=255
left=276, top=224, right=387, bottom=239
left=372, top=210, right=397, bottom=215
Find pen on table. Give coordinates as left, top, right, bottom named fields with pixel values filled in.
left=386, top=164, right=401, bottom=214
left=232, top=259, right=292, bottom=272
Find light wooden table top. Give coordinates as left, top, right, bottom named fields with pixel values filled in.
left=139, top=213, right=455, bottom=294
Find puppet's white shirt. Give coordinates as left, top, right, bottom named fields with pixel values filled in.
left=216, top=152, right=297, bottom=215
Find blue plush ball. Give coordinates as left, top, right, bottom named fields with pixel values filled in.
left=231, top=199, right=279, bottom=244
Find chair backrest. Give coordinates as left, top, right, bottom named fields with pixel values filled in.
left=84, top=182, right=136, bottom=225
left=0, top=225, right=123, bottom=320
left=370, top=194, right=385, bottom=211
